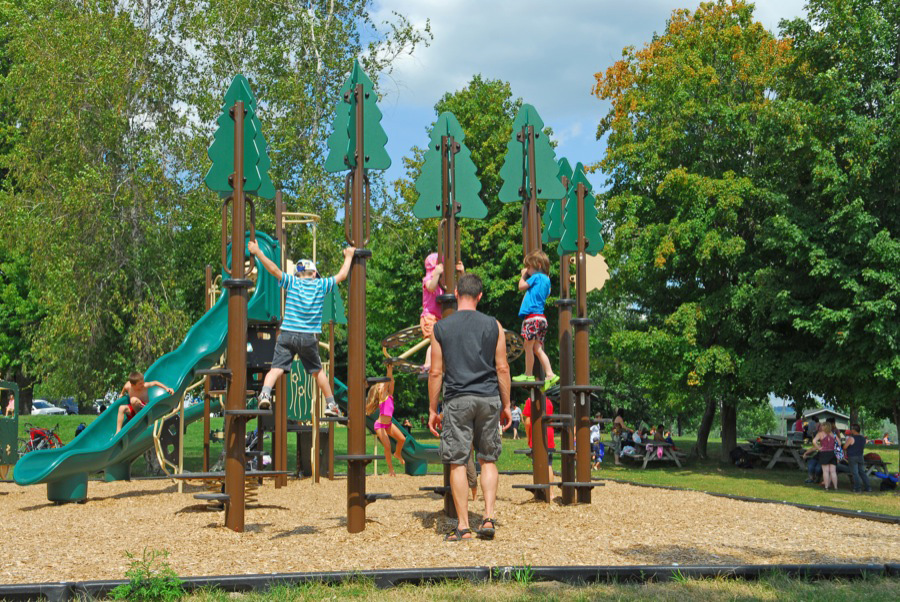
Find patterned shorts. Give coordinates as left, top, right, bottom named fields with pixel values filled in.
left=520, top=315, right=548, bottom=343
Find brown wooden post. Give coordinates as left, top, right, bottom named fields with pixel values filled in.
left=438, top=134, right=460, bottom=518
left=224, top=100, right=250, bottom=532
left=574, top=182, right=591, bottom=503
left=203, top=265, right=213, bottom=472
left=557, top=176, right=576, bottom=505
left=328, top=321, right=336, bottom=480
left=522, top=124, right=550, bottom=502
left=274, top=193, right=288, bottom=488
left=346, top=82, right=369, bottom=534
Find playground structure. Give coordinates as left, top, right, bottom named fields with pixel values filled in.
left=9, top=62, right=610, bottom=536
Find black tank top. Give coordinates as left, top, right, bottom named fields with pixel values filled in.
left=433, top=310, right=500, bottom=399
left=846, top=434, right=866, bottom=457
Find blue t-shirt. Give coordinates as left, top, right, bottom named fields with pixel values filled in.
left=518, top=272, right=550, bottom=318
left=280, top=274, right=335, bottom=333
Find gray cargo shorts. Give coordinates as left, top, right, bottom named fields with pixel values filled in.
left=441, top=394, right=502, bottom=464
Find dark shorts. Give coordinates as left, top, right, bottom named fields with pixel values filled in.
left=818, top=450, right=836, bottom=465
left=441, top=394, right=502, bottom=464
left=511, top=420, right=520, bottom=430
left=272, top=331, right=322, bottom=373
left=521, top=316, right=548, bottom=343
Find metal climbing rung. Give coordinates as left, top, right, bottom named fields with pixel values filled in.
left=194, top=493, right=230, bottom=502
left=334, top=454, right=381, bottom=462
left=365, top=493, right=392, bottom=505
left=195, top=368, right=231, bottom=377
left=224, top=409, right=273, bottom=418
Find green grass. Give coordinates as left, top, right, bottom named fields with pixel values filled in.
left=172, top=573, right=900, bottom=601
left=11, top=415, right=900, bottom=516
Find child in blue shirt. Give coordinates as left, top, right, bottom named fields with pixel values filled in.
left=248, top=240, right=354, bottom=414
left=512, top=250, right=558, bottom=389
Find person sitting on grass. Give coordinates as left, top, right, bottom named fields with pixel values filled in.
left=115, top=371, right=174, bottom=434
left=365, top=363, right=406, bottom=476
left=247, top=241, right=354, bottom=415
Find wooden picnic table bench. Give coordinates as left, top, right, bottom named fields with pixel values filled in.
left=745, top=438, right=806, bottom=470
left=625, top=440, right=682, bottom=469
left=865, top=459, right=892, bottom=476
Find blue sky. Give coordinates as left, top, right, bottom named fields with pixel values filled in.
left=369, top=0, right=808, bottom=190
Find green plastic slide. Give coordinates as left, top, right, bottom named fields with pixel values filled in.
left=14, top=233, right=282, bottom=502
left=331, top=377, right=440, bottom=476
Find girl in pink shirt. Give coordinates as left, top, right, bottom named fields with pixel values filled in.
left=420, top=253, right=464, bottom=372
left=366, top=364, right=406, bottom=476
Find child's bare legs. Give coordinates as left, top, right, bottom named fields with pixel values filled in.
left=375, top=428, right=395, bottom=475
left=115, top=405, right=128, bottom=434
left=424, top=345, right=432, bottom=373
left=534, top=341, right=555, bottom=379
left=262, top=367, right=285, bottom=390
left=389, top=424, right=406, bottom=463
left=523, top=340, right=535, bottom=376
left=313, top=370, right=332, bottom=399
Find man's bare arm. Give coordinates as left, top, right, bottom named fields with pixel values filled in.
left=247, top=240, right=283, bottom=281
left=494, top=321, right=511, bottom=408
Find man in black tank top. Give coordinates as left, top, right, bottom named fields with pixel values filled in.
left=428, top=273, right=512, bottom=541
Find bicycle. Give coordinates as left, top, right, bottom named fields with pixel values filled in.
left=21, top=423, right=64, bottom=453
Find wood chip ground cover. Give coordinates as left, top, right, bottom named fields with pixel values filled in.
left=1, top=475, right=898, bottom=584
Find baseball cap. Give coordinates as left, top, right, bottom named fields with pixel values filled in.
left=296, top=259, right=318, bottom=276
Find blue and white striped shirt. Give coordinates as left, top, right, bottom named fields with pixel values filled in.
left=279, top=274, right=335, bottom=333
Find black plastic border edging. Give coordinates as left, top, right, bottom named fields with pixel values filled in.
left=593, top=478, right=900, bottom=525
left=2, top=564, right=898, bottom=601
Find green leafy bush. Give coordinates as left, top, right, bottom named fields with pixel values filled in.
left=109, top=548, right=185, bottom=601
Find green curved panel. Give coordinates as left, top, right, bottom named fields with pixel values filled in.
left=13, top=232, right=282, bottom=501
left=542, top=157, right=573, bottom=244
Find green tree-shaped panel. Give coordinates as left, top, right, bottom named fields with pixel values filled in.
left=542, top=157, right=573, bottom=243
left=413, top=112, right=486, bottom=220
left=322, top=286, right=347, bottom=325
left=558, top=162, right=604, bottom=256
left=324, top=60, right=391, bottom=173
left=498, top=104, right=566, bottom=203
left=205, top=75, right=275, bottom=198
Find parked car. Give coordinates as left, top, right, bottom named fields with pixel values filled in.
left=31, top=400, right=66, bottom=415
left=59, top=397, right=79, bottom=415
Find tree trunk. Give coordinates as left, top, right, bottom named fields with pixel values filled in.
left=694, top=396, right=717, bottom=459
left=720, top=399, right=738, bottom=463
left=849, top=403, right=859, bottom=427
left=677, top=413, right=683, bottom=437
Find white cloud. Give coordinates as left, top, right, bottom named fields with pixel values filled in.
left=371, top=0, right=808, bottom=187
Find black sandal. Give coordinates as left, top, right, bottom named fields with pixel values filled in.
left=478, top=517, right=496, bottom=540
left=444, top=528, right=473, bottom=542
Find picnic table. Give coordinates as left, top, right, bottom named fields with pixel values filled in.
left=745, top=435, right=806, bottom=470
left=624, top=440, right=682, bottom=469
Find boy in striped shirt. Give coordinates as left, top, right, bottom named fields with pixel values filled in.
left=248, top=240, right=355, bottom=414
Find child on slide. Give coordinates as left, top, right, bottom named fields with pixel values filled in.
left=247, top=241, right=354, bottom=415
left=365, top=362, right=406, bottom=476
left=421, top=253, right=464, bottom=372
left=513, top=250, right=558, bottom=390
left=115, top=371, right=174, bottom=433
